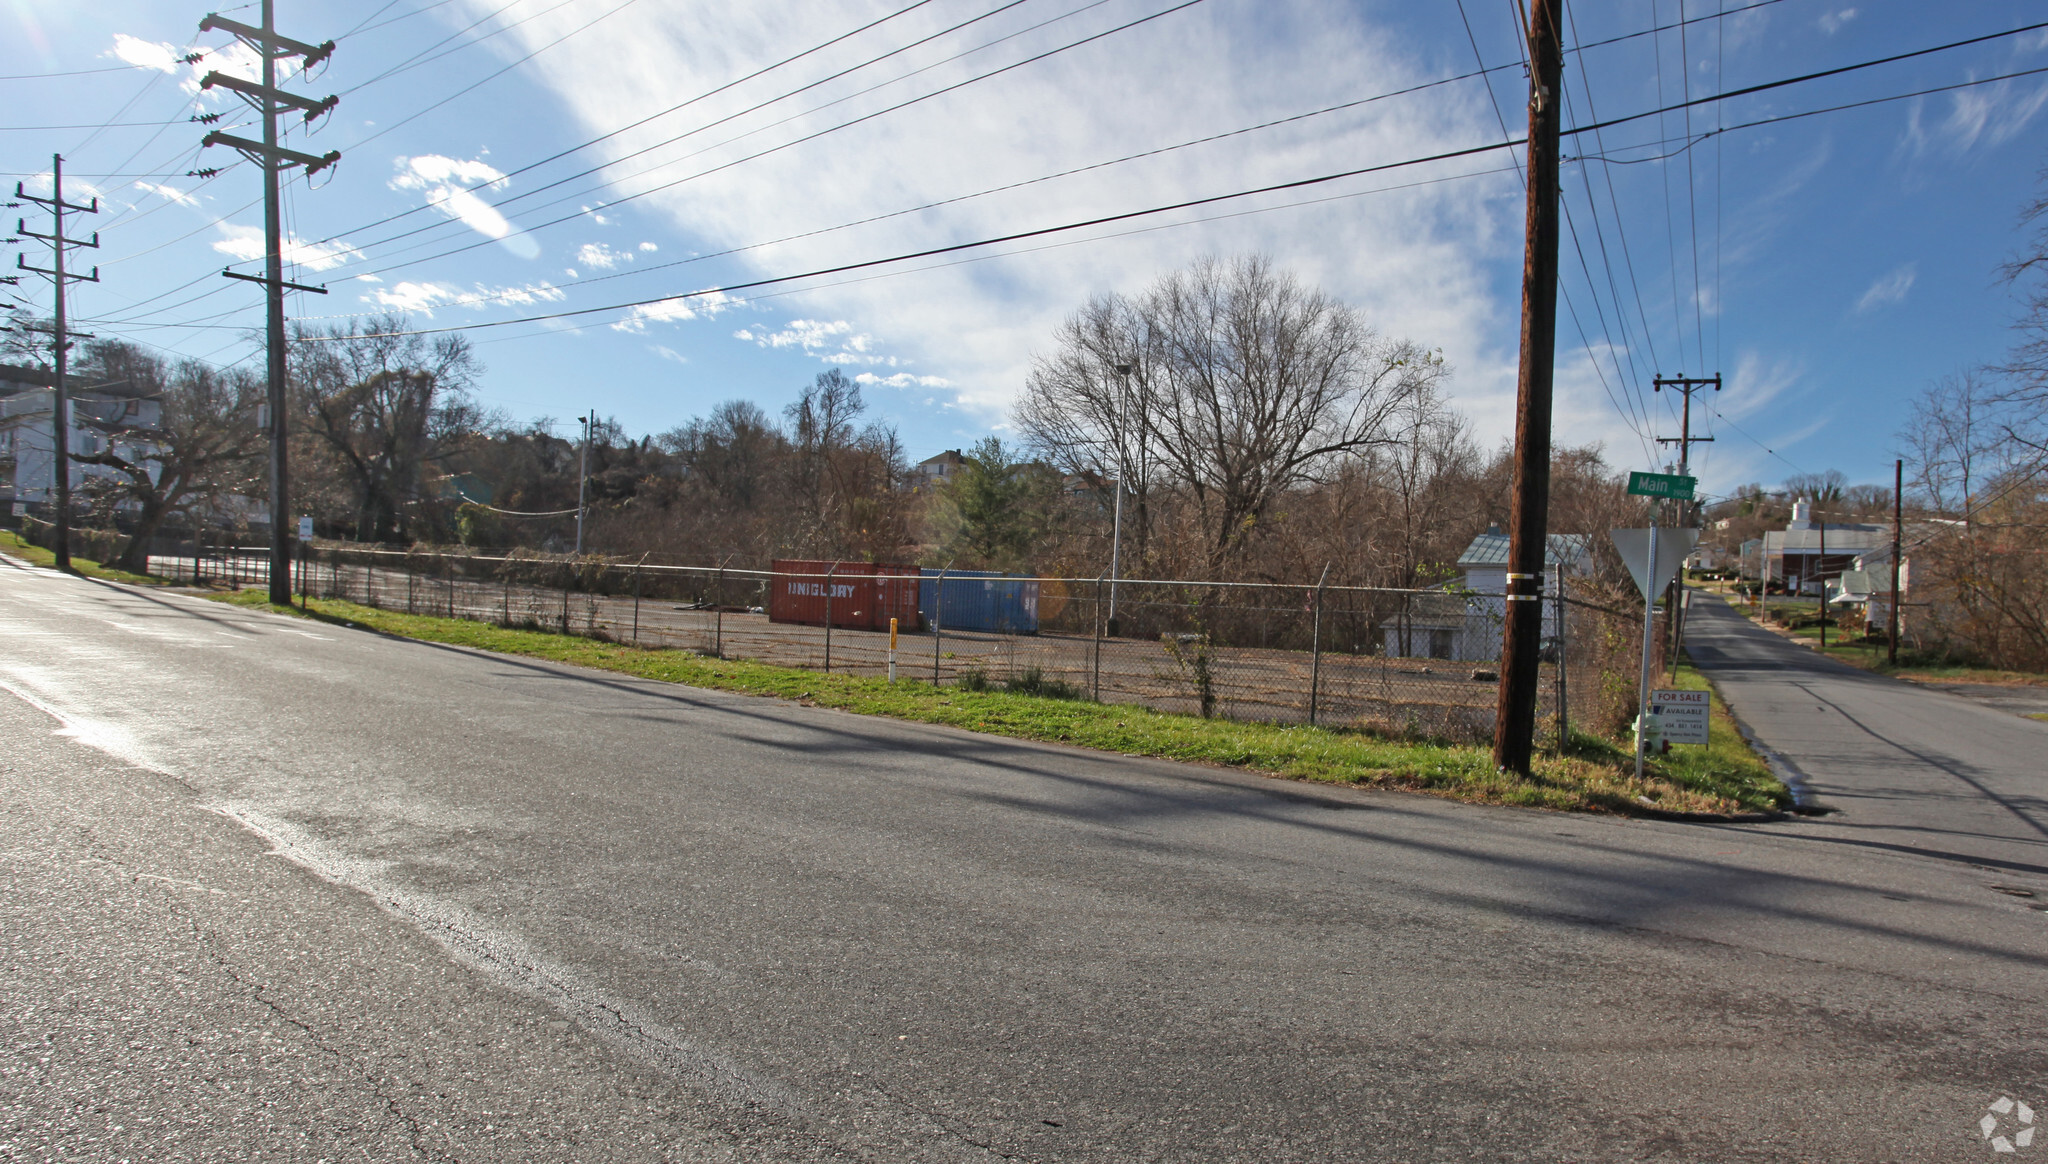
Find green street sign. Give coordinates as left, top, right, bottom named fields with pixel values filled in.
left=1627, top=471, right=1697, bottom=500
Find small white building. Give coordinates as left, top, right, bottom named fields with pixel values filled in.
left=1381, top=527, right=1592, bottom=661
left=1760, top=498, right=1886, bottom=594
left=2, top=363, right=165, bottom=516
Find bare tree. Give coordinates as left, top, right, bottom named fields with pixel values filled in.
left=65, top=340, right=265, bottom=571
left=1014, top=292, right=1157, bottom=571
left=659, top=399, right=783, bottom=510
left=290, top=315, right=482, bottom=542
left=1017, top=255, right=1447, bottom=577
left=1900, top=371, right=2003, bottom=517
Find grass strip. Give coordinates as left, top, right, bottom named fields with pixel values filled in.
left=211, top=590, right=1789, bottom=817
left=1721, top=588, right=2047, bottom=687
left=0, top=530, right=166, bottom=587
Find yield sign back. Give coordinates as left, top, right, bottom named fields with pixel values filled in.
left=1609, top=527, right=1700, bottom=600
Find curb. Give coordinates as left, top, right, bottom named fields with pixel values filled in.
left=1626, top=799, right=1786, bottom=823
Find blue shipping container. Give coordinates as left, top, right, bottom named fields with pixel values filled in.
left=919, top=569, right=1040, bottom=634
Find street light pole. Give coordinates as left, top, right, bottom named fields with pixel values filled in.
left=574, top=411, right=591, bottom=555
left=1107, top=362, right=1132, bottom=637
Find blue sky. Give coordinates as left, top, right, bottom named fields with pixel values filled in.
left=6, top=0, right=2046, bottom=500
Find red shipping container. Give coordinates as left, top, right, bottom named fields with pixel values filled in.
left=769, top=560, right=922, bottom=631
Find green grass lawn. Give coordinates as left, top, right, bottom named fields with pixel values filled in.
left=1731, top=591, right=2048, bottom=687
left=0, top=530, right=166, bottom=587
left=210, top=590, right=1792, bottom=818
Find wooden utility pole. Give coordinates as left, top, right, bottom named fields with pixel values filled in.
left=1654, top=374, right=1718, bottom=667
left=14, top=155, right=100, bottom=571
left=1888, top=458, right=1902, bottom=665
left=1493, top=0, right=1564, bottom=775
left=197, top=2, right=338, bottom=605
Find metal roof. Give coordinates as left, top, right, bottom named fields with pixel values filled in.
left=1762, top=528, right=1888, bottom=553
left=1457, top=531, right=1591, bottom=568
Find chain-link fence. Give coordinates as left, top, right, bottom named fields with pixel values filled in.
left=163, top=545, right=1650, bottom=746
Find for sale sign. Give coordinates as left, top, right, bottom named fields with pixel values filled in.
left=1649, top=689, right=1711, bottom=745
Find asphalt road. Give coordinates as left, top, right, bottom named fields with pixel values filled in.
left=1684, top=594, right=2048, bottom=877
left=4, top=558, right=2047, bottom=1162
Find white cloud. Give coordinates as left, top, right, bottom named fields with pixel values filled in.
left=576, top=242, right=634, bottom=269
left=856, top=372, right=952, bottom=389
left=454, top=1, right=1541, bottom=437
left=107, top=34, right=181, bottom=73
left=1817, top=8, right=1857, bottom=34
left=390, top=155, right=540, bottom=260
left=611, top=291, right=731, bottom=332
left=211, top=222, right=361, bottom=271
left=363, top=279, right=567, bottom=316
left=1903, top=78, right=2048, bottom=158
left=135, top=181, right=199, bottom=208
left=650, top=344, right=689, bottom=364
left=638, top=241, right=659, bottom=252
left=1854, top=264, right=1915, bottom=314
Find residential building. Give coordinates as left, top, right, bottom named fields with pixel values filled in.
left=1, top=362, right=164, bottom=517
left=1759, top=498, right=1887, bottom=594
left=1381, top=526, right=1591, bottom=661
left=911, top=449, right=965, bottom=490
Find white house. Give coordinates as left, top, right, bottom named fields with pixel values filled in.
left=1381, top=526, right=1592, bottom=661
left=1760, top=498, right=1886, bottom=595
left=2, top=363, right=166, bottom=517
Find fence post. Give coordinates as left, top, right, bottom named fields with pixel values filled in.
left=715, top=562, right=727, bottom=657
left=1554, top=561, right=1569, bottom=748
left=822, top=562, right=838, bottom=674
left=1092, top=573, right=1106, bottom=701
left=933, top=561, right=951, bottom=687
left=407, top=561, right=416, bottom=614
left=561, top=559, right=572, bottom=634
left=631, top=554, right=645, bottom=645
left=1308, top=563, right=1330, bottom=727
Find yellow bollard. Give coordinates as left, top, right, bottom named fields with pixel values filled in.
left=888, top=617, right=899, bottom=681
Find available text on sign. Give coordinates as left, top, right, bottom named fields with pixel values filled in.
left=1648, top=689, right=1710, bottom=745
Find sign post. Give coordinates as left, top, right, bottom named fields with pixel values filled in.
left=1634, top=522, right=1658, bottom=780
left=888, top=616, right=899, bottom=682
left=1618, top=470, right=1699, bottom=779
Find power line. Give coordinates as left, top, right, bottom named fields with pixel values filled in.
left=95, top=158, right=1529, bottom=337
left=318, top=0, right=1217, bottom=283
left=298, top=0, right=947, bottom=249
left=296, top=0, right=1782, bottom=273
left=340, top=0, right=577, bottom=93
left=281, top=26, right=2048, bottom=347
left=98, top=14, right=2048, bottom=354
left=151, top=61, right=1514, bottom=326
left=339, top=0, right=646, bottom=155
left=1678, top=0, right=1707, bottom=374
left=322, top=0, right=1048, bottom=263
